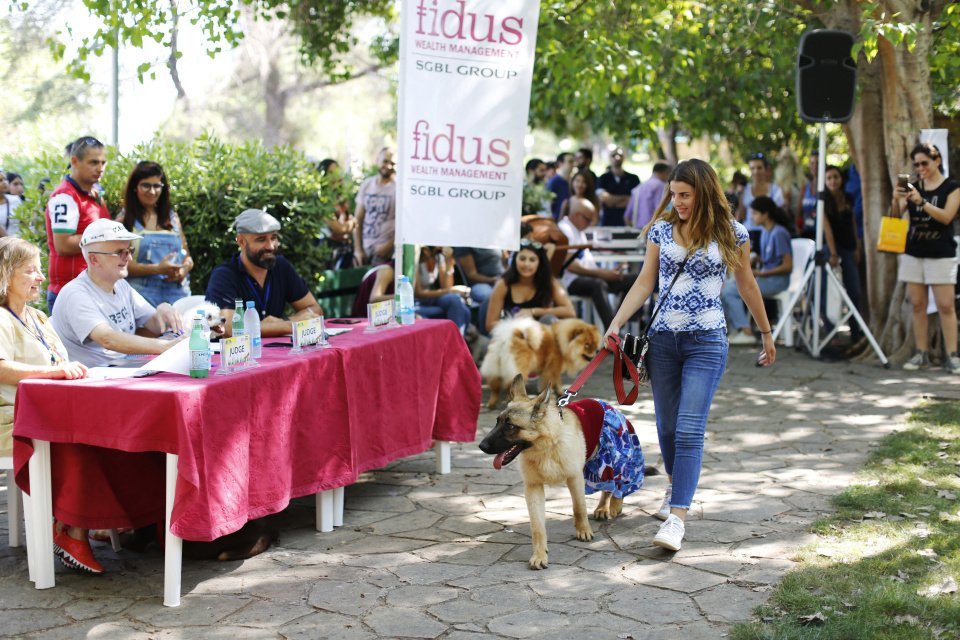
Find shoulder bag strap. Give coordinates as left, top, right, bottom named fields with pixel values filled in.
left=643, top=252, right=691, bottom=337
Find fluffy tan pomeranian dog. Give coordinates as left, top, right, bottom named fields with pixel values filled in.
left=480, top=317, right=601, bottom=409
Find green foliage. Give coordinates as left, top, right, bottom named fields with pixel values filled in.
left=532, top=1, right=813, bottom=155
left=730, top=399, right=960, bottom=639
left=7, top=135, right=346, bottom=298
left=28, top=0, right=397, bottom=83
left=521, top=181, right=554, bottom=217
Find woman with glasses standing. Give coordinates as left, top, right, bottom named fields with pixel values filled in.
left=481, top=239, right=575, bottom=335
left=892, top=142, right=960, bottom=372
left=115, top=161, right=193, bottom=306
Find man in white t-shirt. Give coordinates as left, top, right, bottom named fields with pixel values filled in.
left=558, top=208, right=638, bottom=330
left=51, top=219, right=184, bottom=367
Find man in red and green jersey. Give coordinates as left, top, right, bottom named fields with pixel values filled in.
left=45, top=136, right=109, bottom=311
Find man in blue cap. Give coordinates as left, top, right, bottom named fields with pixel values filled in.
left=205, top=208, right=322, bottom=337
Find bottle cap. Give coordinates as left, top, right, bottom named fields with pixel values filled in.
left=246, top=301, right=255, bottom=308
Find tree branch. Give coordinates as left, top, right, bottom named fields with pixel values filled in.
left=280, top=62, right=385, bottom=100
left=167, top=0, right=188, bottom=107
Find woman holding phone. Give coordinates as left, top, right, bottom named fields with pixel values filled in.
left=892, top=142, right=960, bottom=372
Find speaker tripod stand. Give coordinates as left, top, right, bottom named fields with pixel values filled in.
left=770, top=123, right=891, bottom=367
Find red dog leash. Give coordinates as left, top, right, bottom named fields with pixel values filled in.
left=557, top=334, right=641, bottom=410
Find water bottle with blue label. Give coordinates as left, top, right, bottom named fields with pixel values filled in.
left=398, top=275, right=415, bottom=325
left=243, top=301, right=262, bottom=358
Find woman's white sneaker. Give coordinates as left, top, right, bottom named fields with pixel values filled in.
left=653, top=514, right=685, bottom=551
left=655, top=484, right=672, bottom=520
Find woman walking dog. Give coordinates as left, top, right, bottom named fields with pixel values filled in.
left=603, top=159, right=776, bottom=551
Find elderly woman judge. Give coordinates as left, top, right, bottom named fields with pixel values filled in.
left=0, top=238, right=110, bottom=572
left=0, top=237, right=87, bottom=456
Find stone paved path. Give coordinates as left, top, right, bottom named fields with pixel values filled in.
left=2, top=346, right=958, bottom=638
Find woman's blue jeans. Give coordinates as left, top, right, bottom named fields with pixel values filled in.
left=647, top=329, right=728, bottom=510
left=721, top=274, right=789, bottom=331
left=416, top=293, right=471, bottom=334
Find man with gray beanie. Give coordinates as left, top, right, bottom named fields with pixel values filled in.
left=205, top=208, right=322, bottom=337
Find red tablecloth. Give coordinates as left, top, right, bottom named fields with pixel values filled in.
left=14, top=320, right=480, bottom=541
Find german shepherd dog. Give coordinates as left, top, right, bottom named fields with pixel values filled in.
left=479, top=375, right=648, bottom=569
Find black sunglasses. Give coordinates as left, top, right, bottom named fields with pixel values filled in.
left=519, top=239, right=543, bottom=250
left=71, top=136, right=104, bottom=155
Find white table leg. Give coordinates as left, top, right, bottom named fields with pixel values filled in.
left=333, top=487, right=344, bottom=527
left=163, top=454, right=182, bottom=607
left=316, top=491, right=334, bottom=533
left=7, top=470, right=21, bottom=547
left=22, top=492, right=35, bottom=582
left=28, top=440, right=54, bottom=589
left=434, top=441, right=451, bottom=475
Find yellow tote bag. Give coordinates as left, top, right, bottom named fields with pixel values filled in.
left=877, top=215, right=908, bottom=253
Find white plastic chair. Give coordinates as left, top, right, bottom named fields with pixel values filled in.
left=1, top=456, right=24, bottom=548
left=570, top=295, right=604, bottom=332
left=772, top=238, right=816, bottom=347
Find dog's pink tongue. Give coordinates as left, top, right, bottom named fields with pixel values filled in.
left=493, top=450, right=508, bottom=470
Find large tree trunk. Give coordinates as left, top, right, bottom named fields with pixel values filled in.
left=820, top=0, right=936, bottom=363
left=656, top=124, right=679, bottom=166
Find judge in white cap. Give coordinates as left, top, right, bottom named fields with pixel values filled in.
left=50, top=218, right=185, bottom=367
left=205, top=208, right=322, bottom=337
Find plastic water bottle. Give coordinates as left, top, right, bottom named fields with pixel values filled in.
left=189, top=311, right=210, bottom=378
left=398, top=275, right=415, bottom=325
left=244, top=300, right=262, bottom=359
left=232, top=299, right=245, bottom=337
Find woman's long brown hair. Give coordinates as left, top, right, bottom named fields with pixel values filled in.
left=644, top=159, right=741, bottom=269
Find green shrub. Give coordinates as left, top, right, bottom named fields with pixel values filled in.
left=5, top=134, right=358, bottom=305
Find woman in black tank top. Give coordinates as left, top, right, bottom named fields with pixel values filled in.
left=891, top=142, right=960, bottom=372
left=482, top=240, right=575, bottom=334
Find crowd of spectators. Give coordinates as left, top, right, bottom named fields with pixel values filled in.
left=1, top=135, right=956, bottom=570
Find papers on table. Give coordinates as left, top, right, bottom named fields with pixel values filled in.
left=85, top=367, right=147, bottom=379
left=141, top=339, right=191, bottom=376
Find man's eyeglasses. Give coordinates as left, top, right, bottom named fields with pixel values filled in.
left=749, top=152, right=766, bottom=161
left=519, top=239, right=543, bottom=250
left=138, top=182, right=165, bottom=192
left=89, top=248, right=135, bottom=259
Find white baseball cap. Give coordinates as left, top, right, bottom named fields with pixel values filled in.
left=80, top=219, right=142, bottom=247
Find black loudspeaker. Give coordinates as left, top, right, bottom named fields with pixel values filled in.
left=796, top=30, right=857, bottom=123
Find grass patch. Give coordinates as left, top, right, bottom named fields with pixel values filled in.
left=730, top=400, right=960, bottom=640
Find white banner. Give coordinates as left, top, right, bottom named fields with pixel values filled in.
left=396, top=0, right=541, bottom=251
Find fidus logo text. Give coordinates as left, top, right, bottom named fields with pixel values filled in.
left=415, top=0, right=524, bottom=45
left=411, top=120, right=510, bottom=167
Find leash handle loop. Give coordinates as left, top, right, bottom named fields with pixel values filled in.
left=558, top=333, right=640, bottom=408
